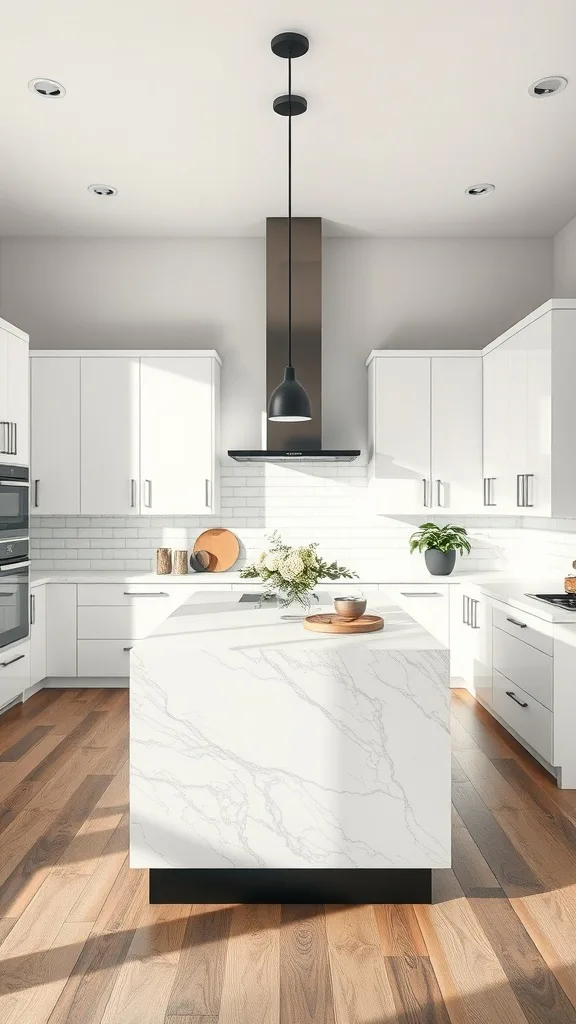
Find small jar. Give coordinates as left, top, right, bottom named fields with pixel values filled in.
left=156, top=548, right=172, bottom=575
left=173, top=550, right=189, bottom=575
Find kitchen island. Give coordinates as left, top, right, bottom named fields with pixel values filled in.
left=130, top=591, right=450, bottom=903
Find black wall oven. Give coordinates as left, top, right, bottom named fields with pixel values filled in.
left=0, top=538, right=30, bottom=651
left=0, top=464, right=29, bottom=539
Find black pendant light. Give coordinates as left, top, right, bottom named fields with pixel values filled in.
left=268, top=32, right=312, bottom=423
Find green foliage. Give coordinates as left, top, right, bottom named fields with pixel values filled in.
left=409, top=522, right=471, bottom=557
left=240, top=531, right=357, bottom=608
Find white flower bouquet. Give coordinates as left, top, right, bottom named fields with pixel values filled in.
left=240, top=532, right=357, bottom=609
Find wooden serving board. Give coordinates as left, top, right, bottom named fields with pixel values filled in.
left=303, top=613, right=384, bottom=634
left=193, top=529, right=240, bottom=572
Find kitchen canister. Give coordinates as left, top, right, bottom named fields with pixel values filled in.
left=173, top=550, right=189, bottom=575
left=156, top=548, right=172, bottom=575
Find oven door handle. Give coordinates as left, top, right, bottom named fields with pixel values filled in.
left=0, top=480, right=30, bottom=488
left=0, top=560, right=31, bottom=572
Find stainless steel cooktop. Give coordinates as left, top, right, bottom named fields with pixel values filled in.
left=526, top=593, right=576, bottom=610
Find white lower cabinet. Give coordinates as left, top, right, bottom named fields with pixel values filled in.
left=492, top=670, right=553, bottom=763
left=449, top=586, right=493, bottom=707
left=29, top=584, right=47, bottom=687
left=46, top=585, right=77, bottom=678
left=77, top=640, right=135, bottom=678
left=0, top=639, right=30, bottom=710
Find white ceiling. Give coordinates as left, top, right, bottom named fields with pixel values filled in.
left=1, top=0, right=576, bottom=238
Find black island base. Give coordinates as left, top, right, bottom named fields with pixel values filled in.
left=149, top=868, right=432, bottom=904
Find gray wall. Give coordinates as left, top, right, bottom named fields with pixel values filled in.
left=553, top=213, right=576, bottom=296
left=0, top=236, right=552, bottom=453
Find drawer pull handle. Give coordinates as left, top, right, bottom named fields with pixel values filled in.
left=122, top=592, right=169, bottom=597
left=400, top=592, right=442, bottom=597
left=506, top=690, right=528, bottom=708
left=123, top=646, right=133, bottom=652
left=506, top=617, right=527, bottom=629
left=0, top=653, right=25, bottom=669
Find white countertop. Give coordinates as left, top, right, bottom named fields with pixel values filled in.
left=135, top=591, right=446, bottom=655
left=30, top=567, right=576, bottom=622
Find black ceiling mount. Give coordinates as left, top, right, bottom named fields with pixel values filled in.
left=271, top=32, right=309, bottom=59
left=273, top=94, right=307, bottom=117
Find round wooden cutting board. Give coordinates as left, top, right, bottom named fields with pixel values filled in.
left=193, top=529, right=240, bottom=573
left=304, top=613, right=384, bottom=634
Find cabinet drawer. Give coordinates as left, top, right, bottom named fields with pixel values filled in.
left=77, top=639, right=132, bottom=677
left=0, top=640, right=30, bottom=710
left=78, top=599, right=187, bottom=640
left=380, top=585, right=449, bottom=645
left=493, top=670, right=552, bottom=762
left=492, top=626, right=553, bottom=710
left=492, top=605, right=553, bottom=656
left=77, top=584, right=193, bottom=606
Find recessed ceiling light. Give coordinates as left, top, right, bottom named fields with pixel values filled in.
left=529, top=76, right=568, bottom=98
left=28, top=78, right=66, bottom=98
left=465, top=183, right=495, bottom=197
left=87, top=184, right=118, bottom=197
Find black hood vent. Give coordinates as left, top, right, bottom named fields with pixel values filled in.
left=228, top=217, right=360, bottom=464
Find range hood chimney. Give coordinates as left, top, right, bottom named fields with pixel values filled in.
left=228, top=216, right=360, bottom=463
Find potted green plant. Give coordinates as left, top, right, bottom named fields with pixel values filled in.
left=409, top=522, right=471, bottom=576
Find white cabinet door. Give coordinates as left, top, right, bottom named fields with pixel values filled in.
left=30, top=358, right=81, bottom=514
left=30, top=585, right=47, bottom=686
left=483, top=344, right=516, bottom=513
left=524, top=317, right=552, bottom=515
left=46, top=584, right=77, bottom=677
left=5, top=335, right=29, bottom=465
left=0, top=331, right=7, bottom=447
left=431, top=358, right=482, bottom=514
left=450, top=588, right=492, bottom=706
left=370, top=358, right=431, bottom=514
left=0, top=640, right=30, bottom=711
left=80, top=357, right=141, bottom=515
left=140, top=357, right=216, bottom=515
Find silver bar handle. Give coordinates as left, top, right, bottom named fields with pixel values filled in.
left=483, top=477, right=496, bottom=506
left=436, top=479, right=442, bottom=507
left=0, top=560, right=31, bottom=572
left=130, top=479, right=137, bottom=508
left=205, top=478, right=211, bottom=508
left=422, top=478, right=428, bottom=507
left=400, top=591, right=442, bottom=597
left=483, top=477, right=487, bottom=506
left=123, top=591, right=169, bottom=597
left=0, top=653, right=25, bottom=669
left=470, top=599, right=479, bottom=628
left=30, top=592, right=35, bottom=625
left=524, top=474, right=534, bottom=508
left=144, top=479, right=152, bottom=508
left=516, top=474, right=523, bottom=507
left=0, top=422, right=9, bottom=455
left=462, top=594, right=469, bottom=625
left=506, top=616, right=527, bottom=629
left=506, top=690, right=528, bottom=708
left=11, top=422, right=17, bottom=455
left=34, top=480, right=40, bottom=508
left=123, top=646, right=133, bottom=651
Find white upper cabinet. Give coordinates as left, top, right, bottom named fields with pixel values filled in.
left=31, top=356, right=81, bottom=514
left=0, top=320, right=29, bottom=466
left=431, top=357, right=482, bottom=513
left=482, top=302, right=575, bottom=517
left=140, top=356, right=219, bottom=515
left=30, top=350, right=221, bottom=517
left=80, top=357, right=140, bottom=515
left=367, top=352, right=482, bottom=515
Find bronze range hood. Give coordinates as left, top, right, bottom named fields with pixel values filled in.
left=228, top=217, right=360, bottom=463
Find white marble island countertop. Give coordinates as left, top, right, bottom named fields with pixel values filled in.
left=130, top=591, right=451, bottom=876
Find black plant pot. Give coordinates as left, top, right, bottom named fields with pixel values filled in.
left=425, top=548, right=456, bottom=576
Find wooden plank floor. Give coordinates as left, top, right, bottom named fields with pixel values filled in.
left=1, top=687, right=576, bottom=1023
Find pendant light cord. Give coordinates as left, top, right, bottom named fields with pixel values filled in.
left=288, top=51, right=292, bottom=368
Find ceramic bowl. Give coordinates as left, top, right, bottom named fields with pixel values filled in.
left=333, top=596, right=367, bottom=621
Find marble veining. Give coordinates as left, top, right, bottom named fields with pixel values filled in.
left=130, top=593, right=450, bottom=870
